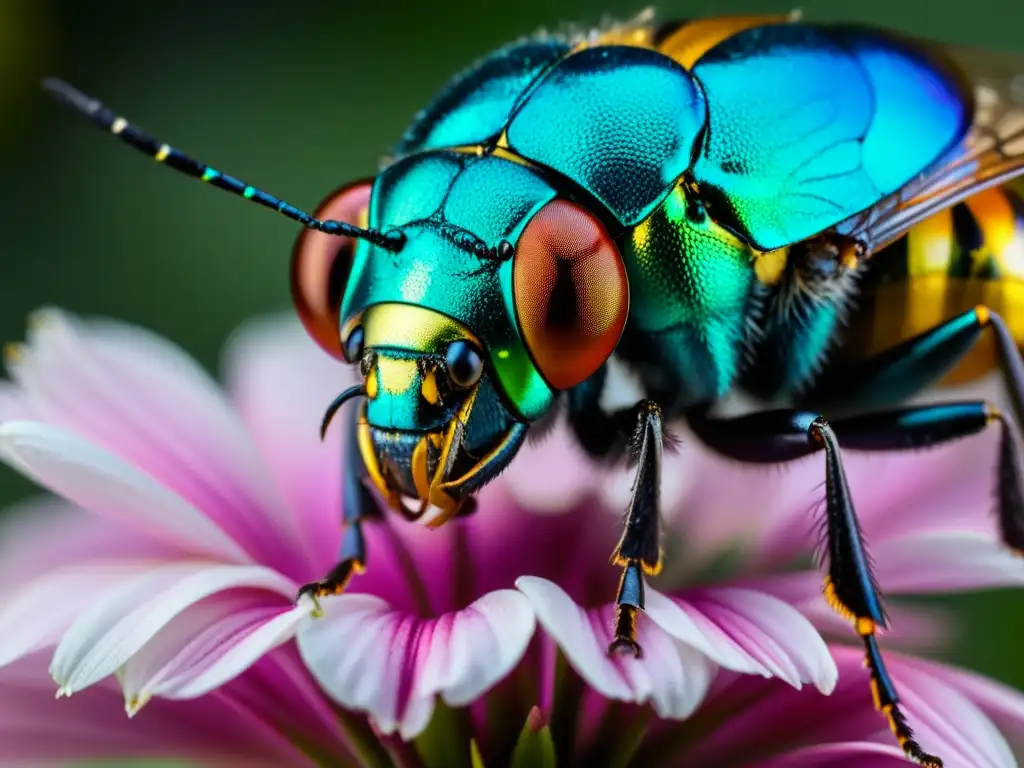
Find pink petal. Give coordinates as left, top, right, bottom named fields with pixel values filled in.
left=685, top=645, right=1013, bottom=768
left=0, top=420, right=248, bottom=563
left=756, top=742, right=910, bottom=767
left=669, top=421, right=999, bottom=571
left=348, top=489, right=622, bottom=617
left=0, top=497, right=179, bottom=585
left=223, top=314, right=353, bottom=572
left=0, top=652, right=315, bottom=766
left=51, top=563, right=302, bottom=695
left=7, top=309, right=309, bottom=576
left=298, top=590, right=534, bottom=739
left=873, top=531, right=1024, bottom=592
left=738, top=571, right=956, bottom=651
left=647, top=587, right=836, bottom=693
left=753, top=431, right=1001, bottom=567
left=516, top=576, right=715, bottom=718
left=503, top=424, right=601, bottom=514
left=881, top=656, right=1016, bottom=768
left=122, top=592, right=310, bottom=708
left=0, top=561, right=162, bottom=668
left=897, top=655, right=1024, bottom=755
left=798, top=599, right=955, bottom=653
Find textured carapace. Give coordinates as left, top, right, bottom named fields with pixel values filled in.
left=513, top=200, right=628, bottom=390
left=291, top=182, right=372, bottom=360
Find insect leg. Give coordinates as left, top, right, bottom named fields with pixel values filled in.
left=810, top=306, right=1023, bottom=420
left=566, top=383, right=665, bottom=656
left=807, top=306, right=1024, bottom=551
left=609, top=401, right=665, bottom=657
left=688, top=402, right=1020, bottom=768
left=297, top=402, right=382, bottom=611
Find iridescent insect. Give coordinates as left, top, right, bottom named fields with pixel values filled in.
left=44, top=10, right=1024, bottom=766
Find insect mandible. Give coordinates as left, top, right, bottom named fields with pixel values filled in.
left=44, top=10, right=1024, bottom=766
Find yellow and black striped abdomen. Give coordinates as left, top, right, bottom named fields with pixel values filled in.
left=845, top=184, right=1024, bottom=384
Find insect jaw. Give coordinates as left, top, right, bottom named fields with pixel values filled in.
left=356, top=393, right=528, bottom=528
left=355, top=388, right=476, bottom=525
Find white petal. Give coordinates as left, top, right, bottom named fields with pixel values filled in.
left=51, top=563, right=295, bottom=694
left=298, top=590, right=535, bottom=740
left=122, top=595, right=309, bottom=708
left=0, top=562, right=158, bottom=668
left=515, top=576, right=715, bottom=718
left=10, top=309, right=309, bottom=572
left=0, top=421, right=248, bottom=563
left=223, top=314, right=354, bottom=567
left=515, top=576, right=632, bottom=700
left=647, top=587, right=837, bottom=694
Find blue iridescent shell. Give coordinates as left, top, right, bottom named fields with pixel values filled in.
left=506, top=45, right=706, bottom=226
left=690, top=23, right=971, bottom=251
left=395, top=39, right=570, bottom=155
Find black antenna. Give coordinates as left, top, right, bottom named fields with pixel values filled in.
left=42, top=77, right=404, bottom=252
left=320, top=384, right=368, bottom=440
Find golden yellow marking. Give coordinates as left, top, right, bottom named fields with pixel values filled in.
left=965, top=188, right=1017, bottom=276
left=642, top=556, right=663, bottom=576
left=420, top=369, right=440, bottom=406
left=974, top=304, right=991, bottom=326
left=906, top=207, right=953, bottom=278
left=365, top=365, right=379, bottom=400
left=362, top=303, right=479, bottom=355
left=3, top=342, right=23, bottom=365
left=376, top=357, right=418, bottom=395
left=110, top=117, right=128, bottom=135
left=154, top=144, right=171, bottom=162
left=822, top=576, right=856, bottom=622
left=753, top=248, right=789, bottom=285
left=858, top=278, right=1024, bottom=386
left=488, top=144, right=532, bottom=166
left=659, top=14, right=794, bottom=69
left=839, top=241, right=861, bottom=271
left=426, top=388, right=479, bottom=528
left=856, top=617, right=876, bottom=636
left=356, top=413, right=403, bottom=511
left=986, top=403, right=1003, bottom=424
left=411, top=436, right=432, bottom=502
left=869, top=678, right=883, bottom=710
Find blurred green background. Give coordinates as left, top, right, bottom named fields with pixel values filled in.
left=1, top=0, right=1022, bottom=705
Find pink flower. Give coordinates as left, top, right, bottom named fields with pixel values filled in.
left=1, top=307, right=1023, bottom=767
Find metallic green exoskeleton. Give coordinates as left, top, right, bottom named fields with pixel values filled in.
left=44, top=10, right=1024, bottom=766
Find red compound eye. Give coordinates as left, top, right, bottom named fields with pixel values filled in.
left=512, top=200, right=628, bottom=390
left=291, top=181, right=372, bottom=359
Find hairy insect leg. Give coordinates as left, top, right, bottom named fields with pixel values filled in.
left=809, top=306, right=1024, bottom=551
left=610, top=401, right=665, bottom=657
left=688, top=401, right=1024, bottom=768
left=297, top=403, right=382, bottom=612
left=566, top=382, right=665, bottom=657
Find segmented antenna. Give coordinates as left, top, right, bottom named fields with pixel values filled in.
left=41, top=77, right=404, bottom=252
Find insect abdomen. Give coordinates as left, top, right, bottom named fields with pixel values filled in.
left=844, top=183, right=1024, bottom=383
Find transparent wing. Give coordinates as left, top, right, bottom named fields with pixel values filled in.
left=844, top=42, right=1024, bottom=252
